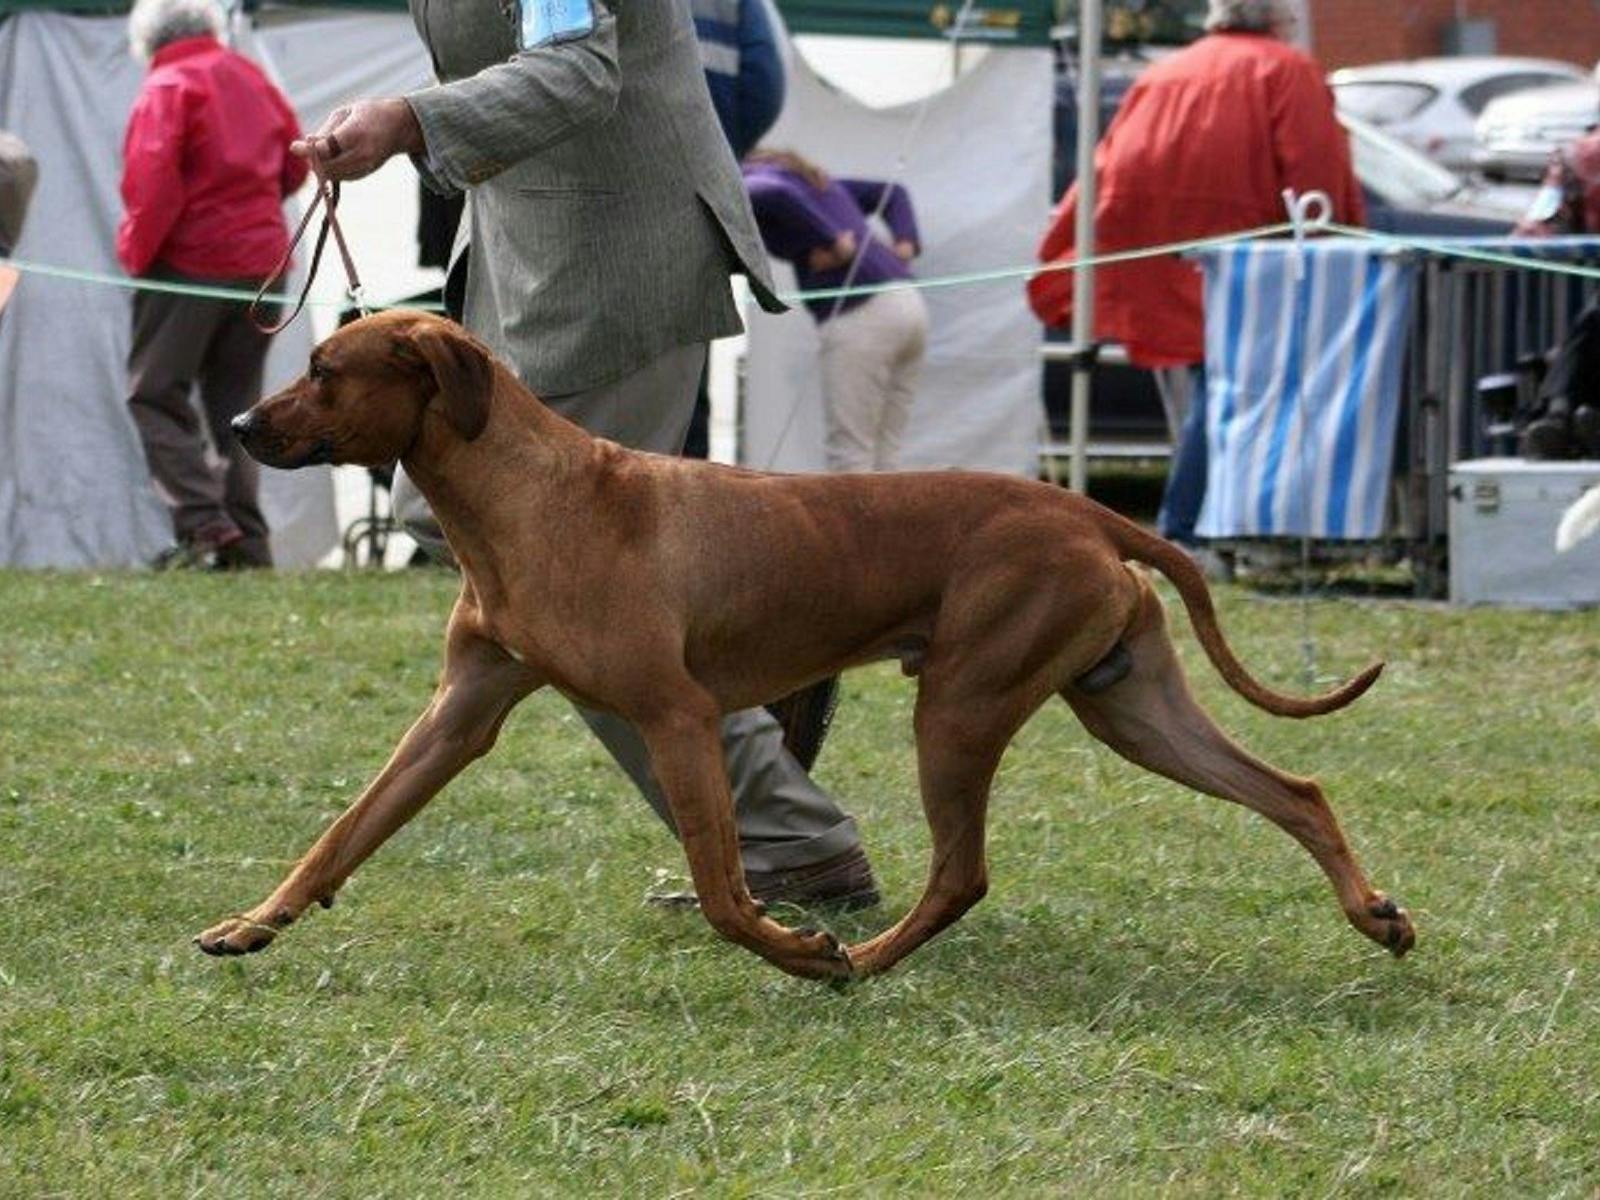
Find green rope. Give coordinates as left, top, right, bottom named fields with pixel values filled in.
left=0, top=256, right=446, bottom=311
left=780, top=221, right=1301, bottom=304
left=1325, top=224, right=1600, bottom=281
left=4, top=223, right=1596, bottom=312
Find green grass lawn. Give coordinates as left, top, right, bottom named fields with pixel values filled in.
left=2, top=569, right=1597, bottom=1196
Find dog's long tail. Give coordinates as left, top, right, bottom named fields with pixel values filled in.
left=1099, top=506, right=1382, bottom=719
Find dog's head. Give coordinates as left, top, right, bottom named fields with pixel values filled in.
left=231, top=310, right=493, bottom=469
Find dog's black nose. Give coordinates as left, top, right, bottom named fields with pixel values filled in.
left=231, top=410, right=260, bottom=444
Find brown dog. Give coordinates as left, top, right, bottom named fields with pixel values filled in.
left=197, top=311, right=1415, bottom=979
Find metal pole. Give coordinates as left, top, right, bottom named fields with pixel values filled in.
left=1069, top=0, right=1102, bottom=493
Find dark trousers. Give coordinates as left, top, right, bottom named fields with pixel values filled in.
left=1540, top=298, right=1600, bottom=414
left=1157, top=364, right=1209, bottom=546
left=127, top=285, right=273, bottom=565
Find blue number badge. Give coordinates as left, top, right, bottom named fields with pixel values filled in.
left=519, top=0, right=596, bottom=49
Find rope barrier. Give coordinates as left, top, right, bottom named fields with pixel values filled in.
left=779, top=220, right=1302, bottom=305
left=0, top=256, right=446, bottom=311
left=3, top=221, right=1597, bottom=314
left=1326, top=223, right=1600, bottom=280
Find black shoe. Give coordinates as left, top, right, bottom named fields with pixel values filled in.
left=212, top=539, right=270, bottom=571
left=1523, top=414, right=1575, bottom=460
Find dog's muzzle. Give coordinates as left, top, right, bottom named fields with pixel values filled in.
left=231, top=411, right=334, bottom=468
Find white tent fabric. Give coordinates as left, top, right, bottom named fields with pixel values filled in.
left=0, top=10, right=432, bottom=568
left=741, top=45, right=1053, bottom=476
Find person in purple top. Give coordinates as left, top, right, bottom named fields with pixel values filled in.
left=742, top=148, right=929, bottom=472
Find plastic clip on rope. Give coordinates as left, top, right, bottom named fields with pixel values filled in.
left=1282, top=188, right=1333, bottom=284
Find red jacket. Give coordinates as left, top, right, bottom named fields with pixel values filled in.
left=1029, top=33, right=1366, bottom=367
left=116, top=36, right=308, bottom=280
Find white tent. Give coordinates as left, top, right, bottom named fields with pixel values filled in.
left=0, top=8, right=436, bottom=568
left=0, top=7, right=1054, bottom=568
left=741, top=38, right=1053, bottom=476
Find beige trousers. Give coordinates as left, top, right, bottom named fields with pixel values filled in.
left=817, top=287, right=929, bottom=472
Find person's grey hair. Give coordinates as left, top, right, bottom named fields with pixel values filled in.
left=128, top=0, right=223, bottom=62
left=1205, top=0, right=1296, bottom=34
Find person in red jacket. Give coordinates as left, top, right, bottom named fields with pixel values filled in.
left=1029, top=0, right=1364, bottom=551
left=118, top=0, right=308, bottom=568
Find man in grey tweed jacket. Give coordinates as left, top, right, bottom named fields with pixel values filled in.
left=292, top=0, right=878, bottom=906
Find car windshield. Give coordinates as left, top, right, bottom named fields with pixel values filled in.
left=1334, top=81, right=1436, bottom=125
left=1459, top=71, right=1583, bottom=115
left=1343, top=114, right=1463, bottom=207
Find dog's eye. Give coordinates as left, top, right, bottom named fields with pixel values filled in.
left=308, top=361, right=327, bottom=383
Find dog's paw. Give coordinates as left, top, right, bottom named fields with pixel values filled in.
left=790, top=926, right=854, bottom=979
left=1358, top=894, right=1416, bottom=958
left=194, top=910, right=290, bottom=956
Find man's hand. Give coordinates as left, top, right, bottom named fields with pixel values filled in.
left=893, top=239, right=918, bottom=263
left=292, top=99, right=424, bottom=183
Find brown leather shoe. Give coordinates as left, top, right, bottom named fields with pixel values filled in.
left=645, top=847, right=881, bottom=912
left=745, top=847, right=880, bottom=911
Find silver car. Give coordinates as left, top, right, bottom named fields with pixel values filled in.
left=1474, top=79, right=1600, bottom=182
left=1332, top=57, right=1585, bottom=173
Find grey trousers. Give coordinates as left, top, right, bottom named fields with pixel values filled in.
left=393, top=342, right=861, bottom=873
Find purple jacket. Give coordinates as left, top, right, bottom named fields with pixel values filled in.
left=742, top=162, right=920, bottom=320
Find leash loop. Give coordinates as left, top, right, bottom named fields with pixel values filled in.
left=251, top=144, right=367, bottom=334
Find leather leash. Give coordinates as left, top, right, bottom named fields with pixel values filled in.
left=251, top=143, right=367, bottom=334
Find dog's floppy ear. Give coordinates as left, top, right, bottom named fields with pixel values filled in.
left=410, top=322, right=492, bottom=442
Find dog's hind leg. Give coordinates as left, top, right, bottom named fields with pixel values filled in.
left=846, top=676, right=1041, bottom=977
left=196, top=610, right=539, bottom=956
left=637, top=689, right=855, bottom=981
left=1061, top=595, right=1415, bottom=957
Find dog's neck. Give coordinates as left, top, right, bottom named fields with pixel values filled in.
left=400, top=363, right=594, bottom=593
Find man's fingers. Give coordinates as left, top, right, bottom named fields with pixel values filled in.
left=289, top=133, right=348, bottom=170
left=293, top=106, right=355, bottom=159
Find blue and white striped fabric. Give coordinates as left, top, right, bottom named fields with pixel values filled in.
left=1195, top=239, right=1418, bottom=540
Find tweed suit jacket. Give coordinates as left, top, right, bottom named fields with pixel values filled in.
left=405, top=0, right=783, bottom=396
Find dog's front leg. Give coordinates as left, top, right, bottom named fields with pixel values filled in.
left=196, top=620, right=539, bottom=956
left=639, top=700, right=854, bottom=981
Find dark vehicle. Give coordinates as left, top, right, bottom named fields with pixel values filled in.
left=1044, top=57, right=1526, bottom=456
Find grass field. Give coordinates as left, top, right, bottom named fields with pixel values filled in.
left=2, top=568, right=1597, bottom=1196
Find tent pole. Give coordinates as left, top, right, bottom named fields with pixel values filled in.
left=1068, top=0, right=1101, bottom=493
